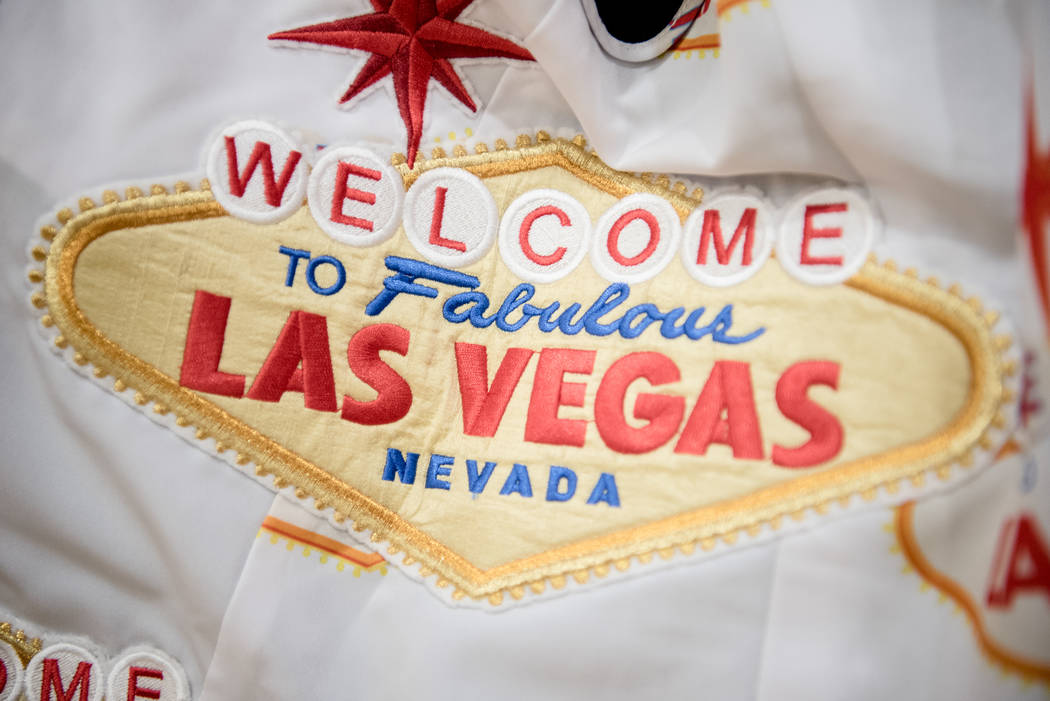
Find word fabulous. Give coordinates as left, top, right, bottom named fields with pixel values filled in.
left=205, top=120, right=877, bottom=288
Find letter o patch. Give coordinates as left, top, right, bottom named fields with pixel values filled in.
left=205, top=120, right=308, bottom=224
left=591, top=193, right=681, bottom=283
left=108, top=649, right=190, bottom=701
left=0, top=641, right=23, bottom=701
left=403, top=168, right=498, bottom=268
left=308, top=146, right=404, bottom=247
left=24, top=643, right=103, bottom=701
left=776, top=188, right=876, bottom=286
left=498, top=189, right=591, bottom=283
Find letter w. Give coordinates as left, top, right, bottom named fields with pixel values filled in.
left=225, top=137, right=303, bottom=207
left=455, top=343, right=534, bottom=437
left=698, top=208, right=756, bottom=265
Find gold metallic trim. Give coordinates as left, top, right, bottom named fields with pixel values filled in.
left=394, top=134, right=703, bottom=220
left=35, top=136, right=1011, bottom=603
left=0, top=621, right=43, bottom=667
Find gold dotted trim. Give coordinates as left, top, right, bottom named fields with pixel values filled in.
left=391, top=132, right=704, bottom=213
left=27, top=143, right=1015, bottom=607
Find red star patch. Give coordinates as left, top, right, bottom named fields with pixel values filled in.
left=269, top=0, right=535, bottom=168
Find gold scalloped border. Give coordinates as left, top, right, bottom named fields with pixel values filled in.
left=28, top=133, right=1018, bottom=606
left=0, top=621, right=42, bottom=667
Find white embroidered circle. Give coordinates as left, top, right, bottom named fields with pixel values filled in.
left=24, top=643, right=103, bottom=701
left=205, top=120, right=308, bottom=224
left=680, top=193, right=774, bottom=287
left=402, top=167, right=498, bottom=268
left=107, top=649, right=189, bottom=701
left=498, top=189, right=592, bottom=284
left=775, top=188, right=875, bottom=286
left=307, top=146, right=404, bottom=247
left=0, top=641, right=23, bottom=701
left=590, top=193, right=681, bottom=283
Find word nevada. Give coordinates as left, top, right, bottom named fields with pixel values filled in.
left=206, top=120, right=878, bottom=288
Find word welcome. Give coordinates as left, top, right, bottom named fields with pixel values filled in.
left=206, top=120, right=876, bottom=289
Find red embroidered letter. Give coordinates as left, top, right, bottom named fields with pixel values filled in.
left=800, top=203, right=847, bottom=266
left=224, top=137, right=303, bottom=207
left=675, top=361, right=764, bottom=459
left=41, top=659, right=92, bottom=701
left=697, top=208, right=756, bottom=265
left=126, top=667, right=163, bottom=701
left=342, top=324, right=413, bottom=425
left=427, top=186, right=467, bottom=252
left=607, top=209, right=660, bottom=266
left=986, top=513, right=1050, bottom=608
left=247, top=311, right=337, bottom=411
left=180, top=291, right=246, bottom=398
left=330, top=161, right=382, bottom=230
left=771, top=361, right=843, bottom=468
left=519, top=205, right=570, bottom=265
left=524, top=348, right=596, bottom=447
left=595, top=352, right=685, bottom=454
left=455, top=343, right=534, bottom=437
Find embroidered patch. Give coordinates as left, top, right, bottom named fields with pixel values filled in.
left=891, top=355, right=1049, bottom=687
left=268, top=1, right=535, bottom=168
left=24, top=644, right=104, bottom=701
left=260, top=516, right=388, bottom=576
left=106, top=649, right=189, bottom=701
left=0, top=618, right=189, bottom=701
left=0, top=634, right=25, bottom=701
left=29, top=129, right=1018, bottom=608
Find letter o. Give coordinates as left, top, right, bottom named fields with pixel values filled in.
left=0, top=641, right=22, bottom=701
left=591, top=193, right=681, bottom=283
left=305, top=255, right=347, bottom=296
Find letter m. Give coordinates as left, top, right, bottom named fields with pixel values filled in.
left=698, top=208, right=757, bottom=266
left=224, top=136, right=303, bottom=207
left=41, top=659, right=93, bottom=701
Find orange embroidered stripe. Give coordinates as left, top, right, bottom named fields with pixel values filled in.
left=675, top=34, right=721, bottom=51
left=260, top=516, right=385, bottom=569
left=895, top=502, right=1050, bottom=684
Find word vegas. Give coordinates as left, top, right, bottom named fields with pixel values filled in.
left=180, top=291, right=844, bottom=469
left=206, top=121, right=877, bottom=288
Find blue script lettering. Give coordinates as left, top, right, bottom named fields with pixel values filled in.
left=366, top=257, right=764, bottom=344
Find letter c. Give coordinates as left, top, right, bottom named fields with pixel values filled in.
left=519, top=205, right=570, bottom=265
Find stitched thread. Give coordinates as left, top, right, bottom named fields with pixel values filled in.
left=30, top=137, right=1014, bottom=605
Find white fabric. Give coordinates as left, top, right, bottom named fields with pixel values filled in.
left=1, top=1, right=1047, bottom=699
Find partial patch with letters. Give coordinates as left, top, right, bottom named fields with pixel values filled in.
left=0, top=616, right=188, bottom=701
left=27, top=126, right=1018, bottom=607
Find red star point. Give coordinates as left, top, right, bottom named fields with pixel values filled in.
left=270, top=0, right=534, bottom=167
left=1023, top=82, right=1050, bottom=342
